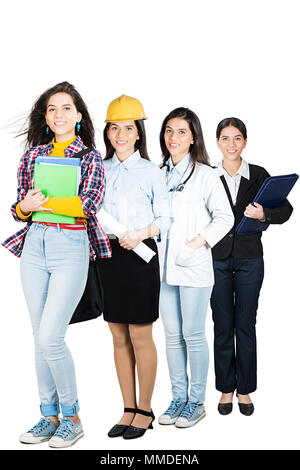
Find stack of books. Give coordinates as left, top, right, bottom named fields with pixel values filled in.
left=33, top=156, right=81, bottom=224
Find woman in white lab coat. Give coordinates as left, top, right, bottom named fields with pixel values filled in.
left=157, top=107, right=233, bottom=428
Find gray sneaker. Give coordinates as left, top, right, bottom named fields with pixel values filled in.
left=175, top=402, right=206, bottom=428
left=19, top=417, right=59, bottom=444
left=48, top=417, right=84, bottom=448
left=158, top=399, right=187, bottom=425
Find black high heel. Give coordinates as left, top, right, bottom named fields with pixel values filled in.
left=107, top=408, right=137, bottom=437
left=123, top=409, right=155, bottom=440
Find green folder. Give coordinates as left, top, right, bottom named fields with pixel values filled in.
left=32, top=163, right=79, bottom=224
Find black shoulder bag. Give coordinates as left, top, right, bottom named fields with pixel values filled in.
left=68, top=148, right=104, bottom=324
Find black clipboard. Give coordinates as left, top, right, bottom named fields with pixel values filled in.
left=236, top=173, right=298, bottom=235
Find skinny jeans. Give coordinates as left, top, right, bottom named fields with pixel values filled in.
left=160, top=281, right=212, bottom=404
left=20, top=223, right=89, bottom=416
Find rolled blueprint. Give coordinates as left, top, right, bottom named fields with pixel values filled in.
left=97, top=208, right=156, bottom=263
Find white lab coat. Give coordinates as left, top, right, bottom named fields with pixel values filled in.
left=158, top=162, right=234, bottom=287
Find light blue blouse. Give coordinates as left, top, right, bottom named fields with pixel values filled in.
left=162, top=153, right=191, bottom=274
left=102, top=150, right=173, bottom=234
left=165, top=153, right=191, bottom=192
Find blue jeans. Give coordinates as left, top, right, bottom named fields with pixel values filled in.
left=20, top=223, right=89, bottom=416
left=160, top=281, right=213, bottom=404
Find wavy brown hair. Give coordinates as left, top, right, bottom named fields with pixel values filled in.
left=18, top=81, right=95, bottom=149
left=160, top=107, right=210, bottom=166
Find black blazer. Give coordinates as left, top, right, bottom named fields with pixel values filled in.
left=212, top=164, right=293, bottom=260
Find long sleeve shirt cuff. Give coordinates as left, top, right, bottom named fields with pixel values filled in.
left=153, top=216, right=173, bottom=236
left=16, top=203, right=32, bottom=220
left=42, top=196, right=86, bottom=218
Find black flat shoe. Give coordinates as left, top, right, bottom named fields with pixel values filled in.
left=218, top=402, right=233, bottom=415
left=236, top=393, right=254, bottom=416
left=238, top=402, right=254, bottom=416
left=108, top=407, right=137, bottom=437
left=123, top=409, right=155, bottom=440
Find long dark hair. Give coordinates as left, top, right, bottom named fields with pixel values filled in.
left=103, top=119, right=149, bottom=160
left=160, top=107, right=210, bottom=166
left=18, top=81, right=96, bottom=149
left=216, top=117, right=247, bottom=140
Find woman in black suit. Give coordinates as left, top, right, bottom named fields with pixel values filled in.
left=211, top=117, right=293, bottom=415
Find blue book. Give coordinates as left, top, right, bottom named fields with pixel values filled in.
left=35, top=156, right=81, bottom=166
left=236, top=173, right=298, bottom=235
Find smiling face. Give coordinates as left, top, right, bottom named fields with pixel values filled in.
left=107, top=121, right=139, bottom=160
left=164, top=117, right=194, bottom=164
left=217, top=125, right=247, bottom=162
left=45, top=92, right=82, bottom=142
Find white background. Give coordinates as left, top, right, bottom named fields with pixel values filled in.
left=0, top=0, right=299, bottom=451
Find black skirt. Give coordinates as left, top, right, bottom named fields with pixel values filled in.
left=97, top=238, right=160, bottom=324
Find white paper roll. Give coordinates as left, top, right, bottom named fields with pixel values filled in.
left=97, top=208, right=156, bottom=263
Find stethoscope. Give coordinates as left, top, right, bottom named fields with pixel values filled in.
left=161, top=161, right=195, bottom=192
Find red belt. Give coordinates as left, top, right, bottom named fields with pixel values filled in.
left=32, top=221, right=86, bottom=230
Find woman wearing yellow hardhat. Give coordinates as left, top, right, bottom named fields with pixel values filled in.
left=98, top=95, right=172, bottom=440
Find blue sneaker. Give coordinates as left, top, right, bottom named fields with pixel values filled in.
left=158, top=399, right=187, bottom=425
left=19, top=417, right=59, bottom=444
left=48, top=417, right=84, bottom=448
left=175, top=402, right=206, bottom=428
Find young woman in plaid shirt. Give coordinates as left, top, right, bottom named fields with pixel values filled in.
left=2, top=82, right=111, bottom=448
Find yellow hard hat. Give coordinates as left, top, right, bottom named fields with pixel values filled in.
left=105, top=94, right=147, bottom=122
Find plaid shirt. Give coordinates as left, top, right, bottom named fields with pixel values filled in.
left=2, top=136, right=112, bottom=260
